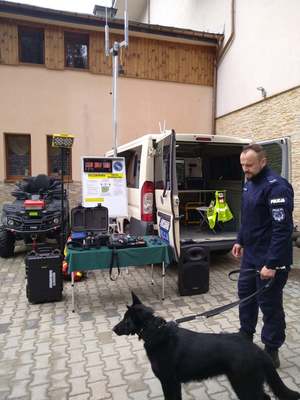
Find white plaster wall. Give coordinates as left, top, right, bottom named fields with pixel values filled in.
left=217, top=0, right=300, bottom=116
left=140, top=0, right=300, bottom=117
left=141, top=0, right=227, bottom=35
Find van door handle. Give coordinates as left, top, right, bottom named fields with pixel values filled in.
left=162, top=184, right=167, bottom=198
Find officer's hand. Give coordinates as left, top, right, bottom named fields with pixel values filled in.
left=260, top=266, right=276, bottom=280
left=232, top=243, right=243, bottom=258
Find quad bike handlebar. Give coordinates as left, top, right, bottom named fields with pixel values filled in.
left=11, top=175, right=64, bottom=200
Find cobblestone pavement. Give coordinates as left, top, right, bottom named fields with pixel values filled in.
left=0, top=246, right=300, bottom=400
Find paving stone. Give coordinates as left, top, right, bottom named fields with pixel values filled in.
left=0, top=390, right=10, bottom=400
left=0, top=323, right=11, bottom=334
left=106, top=369, right=126, bottom=387
left=19, top=339, right=35, bottom=352
left=89, top=381, right=110, bottom=399
left=30, top=368, right=50, bottom=387
left=84, top=340, right=101, bottom=354
left=85, top=353, right=103, bottom=368
left=53, top=315, right=66, bottom=325
left=13, top=364, right=32, bottom=381
left=69, top=376, right=89, bottom=396
left=48, top=388, right=70, bottom=400
left=69, top=362, right=86, bottom=378
left=125, top=373, right=148, bottom=392
left=49, top=371, right=69, bottom=389
left=8, top=379, right=30, bottom=399
left=109, top=385, right=129, bottom=400
left=79, top=312, right=94, bottom=322
left=144, top=377, right=162, bottom=398
left=25, top=319, right=40, bottom=330
left=97, top=331, right=114, bottom=344
left=29, top=383, right=49, bottom=400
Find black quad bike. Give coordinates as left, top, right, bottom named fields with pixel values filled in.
left=0, top=174, right=69, bottom=258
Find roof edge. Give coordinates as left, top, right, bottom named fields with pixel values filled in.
left=0, top=0, right=223, bottom=45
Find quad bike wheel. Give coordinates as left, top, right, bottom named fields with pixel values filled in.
left=0, top=227, right=15, bottom=258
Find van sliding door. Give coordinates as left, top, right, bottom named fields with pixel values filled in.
left=154, top=130, right=180, bottom=260
left=257, top=138, right=290, bottom=180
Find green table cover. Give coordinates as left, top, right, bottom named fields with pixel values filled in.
left=66, top=236, right=172, bottom=273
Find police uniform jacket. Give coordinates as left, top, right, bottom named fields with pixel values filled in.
left=237, top=166, right=294, bottom=268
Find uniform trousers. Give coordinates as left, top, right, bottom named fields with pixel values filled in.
left=238, top=261, right=289, bottom=349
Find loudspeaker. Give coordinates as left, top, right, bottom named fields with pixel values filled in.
left=178, top=245, right=209, bottom=296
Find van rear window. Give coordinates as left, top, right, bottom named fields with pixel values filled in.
left=206, top=155, right=242, bottom=180
left=119, top=146, right=142, bottom=188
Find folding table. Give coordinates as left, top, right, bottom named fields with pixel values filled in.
left=66, top=236, right=172, bottom=311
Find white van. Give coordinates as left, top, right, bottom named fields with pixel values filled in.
left=106, top=130, right=290, bottom=262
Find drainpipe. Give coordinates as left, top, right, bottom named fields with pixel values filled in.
left=218, top=0, right=236, bottom=65
left=147, top=0, right=150, bottom=24
left=212, top=0, right=236, bottom=134
left=211, top=50, right=219, bottom=135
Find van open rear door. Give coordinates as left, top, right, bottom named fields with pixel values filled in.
left=257, top=138, right=290, bottom=179
left=154, top=130, right=180, bottom=261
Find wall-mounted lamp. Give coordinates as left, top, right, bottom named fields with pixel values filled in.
left=257, top=86, right=267, bottom=99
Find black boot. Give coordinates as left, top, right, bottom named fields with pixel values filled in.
left=264, top=346, right=280, bottom=369
left=239, top=329, right=254, bottom=342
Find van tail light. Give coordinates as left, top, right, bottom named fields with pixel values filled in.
left=141, top=181, right=154, bottom=222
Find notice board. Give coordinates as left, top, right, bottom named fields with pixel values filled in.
left=81, top=156, right=128, bottom=218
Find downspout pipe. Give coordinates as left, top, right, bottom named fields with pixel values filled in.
left=212, top=0, right=236, bottom=134
left=147, top=0, right=150, bottom=24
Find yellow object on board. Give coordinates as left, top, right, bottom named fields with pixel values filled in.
left=206, top=191, right=233, bottom=229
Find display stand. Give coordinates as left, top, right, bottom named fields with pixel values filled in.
left=52, top=133, right=75, bottom=252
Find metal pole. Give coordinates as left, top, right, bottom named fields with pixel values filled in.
left=112, top=42, right=119, bottom=157
left=60, top=147, right=65, bottom=253
left=105, top=2, right=128, bottom=157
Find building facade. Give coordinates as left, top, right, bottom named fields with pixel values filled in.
left=0, top=0, right=221, bottom=182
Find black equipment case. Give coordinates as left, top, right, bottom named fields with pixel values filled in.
left=70, top=204, right=109, bottom=247
left=25, top=248, right=63, bottom=303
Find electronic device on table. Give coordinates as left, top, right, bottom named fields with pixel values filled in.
left=108, top=233, right=147, bottom=249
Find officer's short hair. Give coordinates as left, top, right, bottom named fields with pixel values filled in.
left=242, top=144, right=266, bottom=160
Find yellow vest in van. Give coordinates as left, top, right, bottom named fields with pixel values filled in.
left=207, top=191, right=233, bottom=229
left=207, top=200, right=217, bottom=229
left=214, top=191, right=233, bottom=223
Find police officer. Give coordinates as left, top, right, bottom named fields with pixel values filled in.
left=232, top=143, right=294, bottom=369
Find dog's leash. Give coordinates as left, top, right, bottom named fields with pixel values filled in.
left=175, top=267, right=286, bottom=324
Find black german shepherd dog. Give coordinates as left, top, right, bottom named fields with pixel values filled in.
left=113, top=292, right=300, bottom=400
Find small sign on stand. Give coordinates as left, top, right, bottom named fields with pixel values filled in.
left=52, top=133, right=75, bottom=252
left=81, top=156, right=128, bottom=218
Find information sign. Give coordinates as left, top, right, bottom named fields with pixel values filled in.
left=81, top=157, right=128, bottom=217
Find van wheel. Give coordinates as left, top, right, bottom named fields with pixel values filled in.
left=0, top=227, right=15, bottom=258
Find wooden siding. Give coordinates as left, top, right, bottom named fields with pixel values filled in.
left=0, top=18, right=216, bottom=86
left=89, top=31, right=112, bottom=74
left=45, top=26, right=64, bottom=70
left=0, top=21, right=18, bottom=65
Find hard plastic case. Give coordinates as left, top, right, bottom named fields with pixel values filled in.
left=25, top=248, right=63, bottom=303
left=71, top=204, right=109, bottom=232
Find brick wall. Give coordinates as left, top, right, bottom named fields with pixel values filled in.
left=216, top=86, right=300, bottom=225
